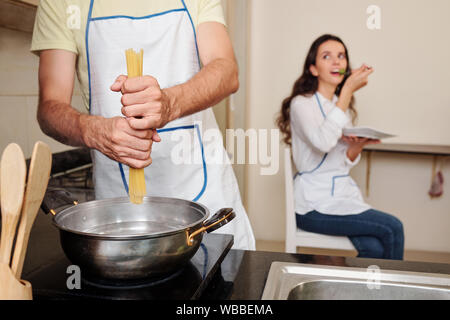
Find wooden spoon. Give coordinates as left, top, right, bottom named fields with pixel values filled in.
left=11, top=142, right=52, bottom=278
left=0, top=143, right=27, bottom=266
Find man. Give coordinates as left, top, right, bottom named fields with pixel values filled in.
left=32, top=0, right=255, bottom=250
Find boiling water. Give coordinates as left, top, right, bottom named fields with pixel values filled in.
left=84, top=220, right=185, bottom=236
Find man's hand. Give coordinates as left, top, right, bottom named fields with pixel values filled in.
left=342, top=135, right=380, bottom=162
left=37, top=49, right=159, bottom=169
left=82, top=116, right=158, bottom=169
left=337, top=64, right=374, bottom=113
left=111, top=75, right=174, bottom=130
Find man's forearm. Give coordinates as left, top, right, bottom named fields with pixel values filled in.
left=37, top=100, right=91, bottom=147
left=163, top=58, right=239, bottom=122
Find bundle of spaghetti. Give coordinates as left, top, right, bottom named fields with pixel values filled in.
left=125, top=48, right=146, bottom=204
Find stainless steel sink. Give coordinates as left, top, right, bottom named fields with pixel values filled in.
left=262, top=262, right=450, bottom=300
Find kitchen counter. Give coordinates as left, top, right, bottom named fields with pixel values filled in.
left=13, top=148, right=450, bottom=300
left=223, top=249, right=450, bottom=300
left=19, top=204, right=450, bottom=300
left=364, top=143, right=450, bottom=156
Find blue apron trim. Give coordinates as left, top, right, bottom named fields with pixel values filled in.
left=118, top=162, right=129, bottom=195
left=294, top=153, right=328, bottom=180
left=331, top=174, right=350, bottom=196
left=294, top=92, right=328, bottom=180
left=155, top=124, right=208, bottom=202
left=193, top=124, right=208, bottom=201
left=90, top=8, right=186, bottom=21
left=180, top=0, right=201, bottom=65
left=118, top=124, right=208, bottom=202
left=314, top=93, right=326, bottom=119
left=157, top=124, right=196, bottom=133
left=86, top=0, right=95, bottom=112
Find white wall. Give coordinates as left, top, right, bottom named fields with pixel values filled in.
left=246, top=0, right=450, bottom=146
left=0, top=27, right=83, bottom=158
left=244, top=0, right=450, bottom=252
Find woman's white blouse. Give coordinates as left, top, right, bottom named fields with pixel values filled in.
left=290, top=92, right=371, bottom=215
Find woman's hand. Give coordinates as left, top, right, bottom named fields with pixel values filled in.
left=336, top=64, right=374, bottom=113
left=342, top=135, right=380, bottom=162
left=342, top=64, right=374, bottom=94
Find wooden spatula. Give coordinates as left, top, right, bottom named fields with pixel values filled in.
left=11, top=142, right=52, bottom=278
left=0, top=143, right=27, bottom=266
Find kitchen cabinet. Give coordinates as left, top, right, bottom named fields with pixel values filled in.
left=0, top=0, right=37, bottom=33
left=20, top=0, right=38, bottom=6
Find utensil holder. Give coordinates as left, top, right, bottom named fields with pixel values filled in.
left=0, top=263, right=32, bottom=300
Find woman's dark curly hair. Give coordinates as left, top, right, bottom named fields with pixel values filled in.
left=276, top=34, right=357, bottom=146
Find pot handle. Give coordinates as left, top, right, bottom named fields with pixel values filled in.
left=41, top=187, right=79, bottom=216
left=187, top=208, right=235, bottom=245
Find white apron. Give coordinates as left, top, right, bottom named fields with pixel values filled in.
left=294, top=93, right=371, bottom=215
left=86, top=0, right=255, bottom=250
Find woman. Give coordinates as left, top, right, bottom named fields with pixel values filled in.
left=277, top=34, right=404, bottom=260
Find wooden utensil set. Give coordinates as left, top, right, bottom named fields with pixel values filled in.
left=0, top=142, right=52, bottom=300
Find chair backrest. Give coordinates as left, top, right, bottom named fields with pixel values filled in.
left=284, top=148, right=297, bottom=242
left=284, top=149, right=356, bottom=252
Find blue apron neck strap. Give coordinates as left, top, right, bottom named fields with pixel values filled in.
left=314, top=93, right=326, bottom=119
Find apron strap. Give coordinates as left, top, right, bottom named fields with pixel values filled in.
left=294, top=93, right=329, bottom=179
left=118, top=124, right=208, bottom=202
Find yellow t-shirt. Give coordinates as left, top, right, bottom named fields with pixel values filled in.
left=31, top=0, right=226, bottom=110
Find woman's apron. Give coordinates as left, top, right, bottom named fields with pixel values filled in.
left=86, top=0, right=255, bottom=250
left=294, top=93, right=370, bottom=215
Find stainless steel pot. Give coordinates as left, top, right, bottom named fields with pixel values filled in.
left=42, top=191, right=235, bottom=280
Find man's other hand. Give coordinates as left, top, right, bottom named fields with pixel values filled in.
left=111, top=75, right=173, bottom=130
left=84, top=116, right=157, bottom=169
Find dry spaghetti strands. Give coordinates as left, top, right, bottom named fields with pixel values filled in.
left=125, top=48, right=146, bottom=204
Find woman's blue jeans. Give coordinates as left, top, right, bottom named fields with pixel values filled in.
left=296, top=209, right=404, bottom=260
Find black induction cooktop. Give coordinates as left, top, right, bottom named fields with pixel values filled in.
left=24, top=233, right=233, bottom=300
